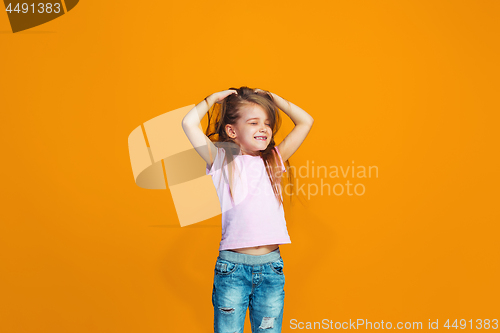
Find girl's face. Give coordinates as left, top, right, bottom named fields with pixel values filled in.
left=226, top=104, right=272, bottom=155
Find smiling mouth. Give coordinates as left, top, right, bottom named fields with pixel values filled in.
left=254, top=136, right=267, bottom=141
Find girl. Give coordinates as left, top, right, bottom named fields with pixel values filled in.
left=181, top=87, right=314, bottom=332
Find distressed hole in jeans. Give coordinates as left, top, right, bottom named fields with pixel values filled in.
left=259, top=317, right=275, bottom=329
left=219, top=307, right=235, bottom=314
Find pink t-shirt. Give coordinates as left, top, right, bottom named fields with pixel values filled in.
left=206, top=145, right=292, bottom=251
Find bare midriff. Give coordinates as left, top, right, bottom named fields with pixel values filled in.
left=228, top=244, right=279, bottom=256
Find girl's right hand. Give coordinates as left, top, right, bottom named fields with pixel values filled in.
left=210, top=89, right=238, bottom=104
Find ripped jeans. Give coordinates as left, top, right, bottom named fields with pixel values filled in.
left=212, top=248, right=285, bottom=333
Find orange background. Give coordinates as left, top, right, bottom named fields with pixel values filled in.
left=1, top=1, right=499, bottom=332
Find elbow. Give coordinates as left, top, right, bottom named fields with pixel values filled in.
left=181, top=117, right=190, bottom=130
left=182, top=115, right=199, bottom=129
left=307, top=116, right=314, bottom=126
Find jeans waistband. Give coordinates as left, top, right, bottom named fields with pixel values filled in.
left=218, top=248, right=281, bottom=265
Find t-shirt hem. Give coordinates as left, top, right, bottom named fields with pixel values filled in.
left=219, top=239, right=292, bottom=251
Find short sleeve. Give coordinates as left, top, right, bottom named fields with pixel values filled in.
left=206, top=147, right=225, bottom=176
left=274, top=146, right=286, bottom=173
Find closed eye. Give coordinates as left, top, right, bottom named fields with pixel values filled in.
left=250, top=122, right=271, bottom=126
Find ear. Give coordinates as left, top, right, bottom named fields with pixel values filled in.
left=225, top=124, right=237, bottom=138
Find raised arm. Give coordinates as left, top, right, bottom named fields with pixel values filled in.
left=181, top=90, right=237, bottom=168
left=262, top=90, right=314, bottom=162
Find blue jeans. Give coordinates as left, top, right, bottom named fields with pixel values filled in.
left=212, top=248, right=285, bottom=333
